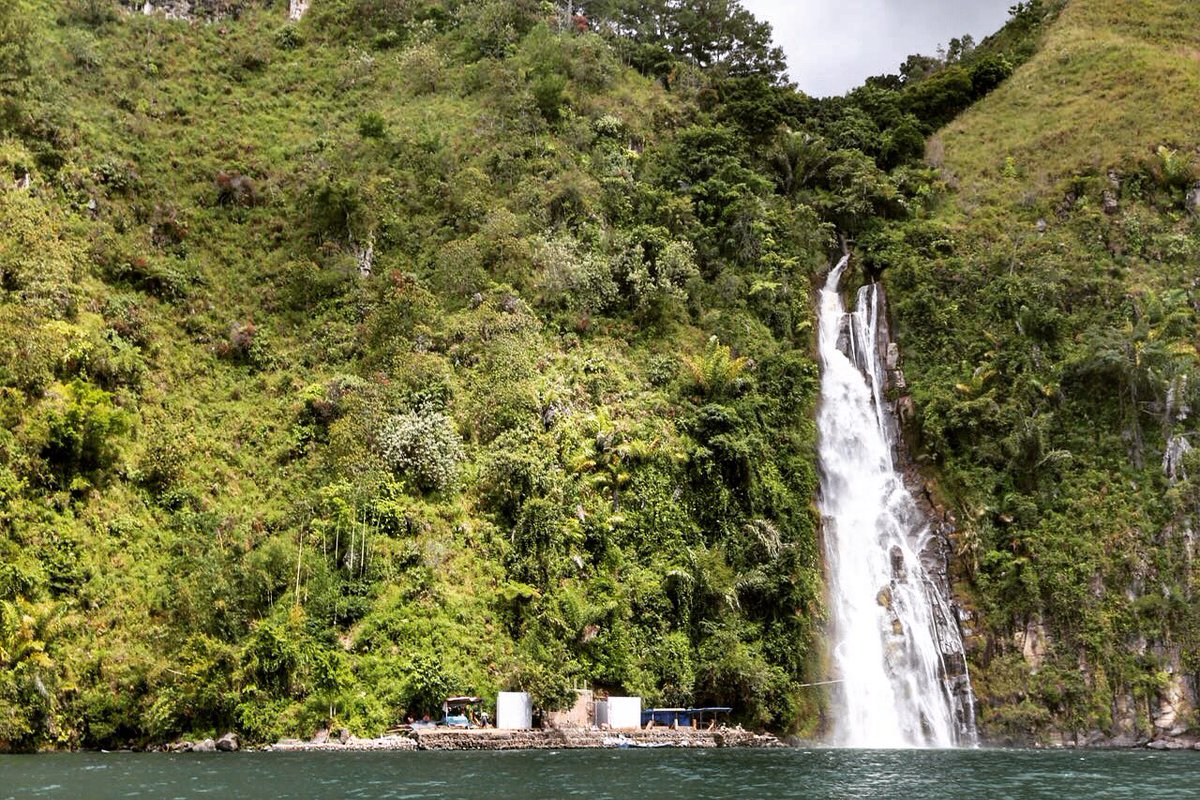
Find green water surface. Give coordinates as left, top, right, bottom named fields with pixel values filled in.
left=1, top=748, right=1197, bottom=799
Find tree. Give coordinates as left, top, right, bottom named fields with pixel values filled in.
left=0, top=599, right=64, bottom=750
left=0, top=0, right=33, bottom=107
left=583, top=0, right=785, bottom=82
left=970, top=55, right=1014, bottom=96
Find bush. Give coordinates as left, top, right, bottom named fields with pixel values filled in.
left=377, top=410, right=466, bottom=493
left=533, top=235, right=616, bottom=313
left=619, top=234, right=699, bottom=320
left=358, top=112, right=387, bottom=139
left=275, top=25, right=303, bottom=50
left=216, top=320, right=272, bottom=367
left=970, top=55, right=1013, bottom=96
left=396, top=42, right=445, bottom=94
left=35, top=379, right=129, bottom=483
left=215, top=171, right=260, bottom=207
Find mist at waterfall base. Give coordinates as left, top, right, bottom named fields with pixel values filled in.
left=817, top=256, right=975, bottom=748
left=4, top=750, right=1198, bottom=800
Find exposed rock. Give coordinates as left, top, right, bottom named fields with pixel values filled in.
left=137, top=0, right=260, bottom=20
left=192, top=738, right=216, bottom=753
left=1036, top=218, right=1047, bottom=233
left=271, top=734, right=417, bottom=752
left=1015, top=616, right=1048, bottom=670
left=215, top=732, right=239, bottom=752
left=1186, top=183, right=1200, bottom=215
left=1146, top=739, right=1186, bottom=750
left=1056, top=191, right=1077, bottom=219
left=885, top=342, right=900, bottom=371
left=289, top=0, right=310, bottom=20
left=407, top=727, right=781, bottom=750
left=1102, top=189, right=1119, bottom=215
left=337, top=728, right=350, bottom=744
left=356, top=238, right=374, bottom=278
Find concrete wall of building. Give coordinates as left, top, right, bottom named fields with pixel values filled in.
left=496, top=692, right=532, bottom=730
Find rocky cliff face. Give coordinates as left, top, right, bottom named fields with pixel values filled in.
left=135, top=0, right=269, bottom=20
left=879, top=282, right=1200, bottom=748
left=861, top=280, right=978, bottom=738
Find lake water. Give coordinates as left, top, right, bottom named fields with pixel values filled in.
left=2, top=748, right=1197, bottom=799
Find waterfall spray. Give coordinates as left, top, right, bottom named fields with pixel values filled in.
left=817, top=256, right=976, bottom=748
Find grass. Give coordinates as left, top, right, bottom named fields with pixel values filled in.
left=938, top=0, right=1200, bottom=209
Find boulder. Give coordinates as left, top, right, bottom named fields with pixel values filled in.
left=1102, top=190, right=1119, bottom=215
left=216, top=732, right=239, bottom=752
left=1146, top=739, right=1185, bottom=750
left=192, top=738, right=217, bottom=753
left=1187, top=184, right=1200, bottom=215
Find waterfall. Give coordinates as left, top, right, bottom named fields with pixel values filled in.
left=817, top=255, right=976, bottom=748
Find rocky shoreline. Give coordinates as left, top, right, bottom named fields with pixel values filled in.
left=264, top=727, right=784, bottom=752
left=92, top=729, right=1200, bottom=754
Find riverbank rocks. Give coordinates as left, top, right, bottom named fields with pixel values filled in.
left=268, top=727, right=782, bottom=752
left=215, top=733, right=239, bottom=752
left=1146, top=739, right=1187, bottom=750
left=269, top=735, right=417, bottom=752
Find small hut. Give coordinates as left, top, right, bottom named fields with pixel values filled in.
left=496, top=691, right=533, bottom=730
left=595, top=696, right=641, bottom=730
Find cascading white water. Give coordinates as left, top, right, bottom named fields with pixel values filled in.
left=817, top=256, right=976, bottom=748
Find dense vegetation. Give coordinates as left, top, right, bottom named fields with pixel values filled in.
left=0, top=0, right=849, bottom=748
left=3, top=0, right=1192, bottom=751
left=878, top=0, right=1200, bottom=741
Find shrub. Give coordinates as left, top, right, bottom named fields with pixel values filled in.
left=216, top=320, right=272, bottom=367
left=533, top=235, right=616, bottom=313
left=275, top=24, right=303, bottom=50
left=36, top=379, right=129, bottom=483
left=970, top=55, right=1013, bottom=96
left=396, top=42, right=445, bottom=94
left=215, top=171, right=260, bottom=207
left=136, top=427, right=187, bottom=495
left=102, top=294, right=149, bottom=347
left=372, top=30, right=402, bottom=50
left=358, top=112, right=387, bottom=139
left=619, top=235, right=699, bottom=320
left=377, top=410, right=465, bottom=493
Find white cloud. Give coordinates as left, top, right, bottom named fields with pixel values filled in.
left=742, top=0, right=1014, bottom=96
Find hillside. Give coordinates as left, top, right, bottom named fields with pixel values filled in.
left=3, top=0, right=1194, bottom=752
left=1, top=0, right=843, bottom=748
left=880, top=0, right=1200, bottom=742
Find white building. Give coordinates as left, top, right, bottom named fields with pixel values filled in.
left=496, top=691, right=533, bottom=729
left=595, top=696, right=641, bottom=730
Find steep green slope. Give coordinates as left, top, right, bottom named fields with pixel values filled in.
left=1, top=0, right=846, bottom=748
left=5, top=0, right=1169, bottom=752
left=881, top=0, right=1200, bottom=742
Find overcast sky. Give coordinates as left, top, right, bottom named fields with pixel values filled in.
left=741, top=0, right=1014, bottom=97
